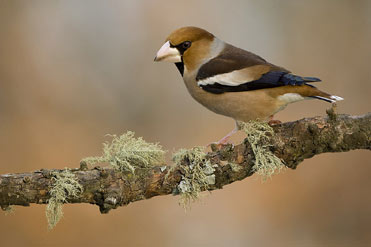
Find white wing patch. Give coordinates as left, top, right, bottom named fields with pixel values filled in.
left=197, top=65, right=270, bottom=87
left=198, top=69, right=256, bottom=87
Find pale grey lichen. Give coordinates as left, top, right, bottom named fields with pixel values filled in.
left=239, top=120, right=286, bottom=181
left=1, top=205, right=15, bottom=215
left=230, top=162, right=243, bottom=172
left=81, top=131, right=166, bottom=173
left=46, top=169, right=83, bottom=230
left=172, top=147, right=215, bottom=210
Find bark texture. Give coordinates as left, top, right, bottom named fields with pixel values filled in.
left=0, top=112, right=370, bottom=213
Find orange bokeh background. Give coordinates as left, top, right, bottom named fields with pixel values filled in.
left=0, top=1, right=370, bottom=246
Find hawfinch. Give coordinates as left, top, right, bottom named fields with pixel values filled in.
left=154, top=26, right=343, bottom=143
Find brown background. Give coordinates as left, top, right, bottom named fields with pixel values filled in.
left=0, top=1, right=370, bottom=246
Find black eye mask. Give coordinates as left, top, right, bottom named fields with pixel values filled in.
left=170, top=41, right=192, bottom=55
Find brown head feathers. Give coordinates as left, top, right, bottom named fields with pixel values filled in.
left=166, top=26, right=214, bottom=46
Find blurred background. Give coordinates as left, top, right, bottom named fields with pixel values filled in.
left=0, top=0, right=370, bottom=246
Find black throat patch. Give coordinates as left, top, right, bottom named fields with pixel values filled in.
left=170, top=41, right=190, bottom=77
left=174, top=62, right=184, bottom=76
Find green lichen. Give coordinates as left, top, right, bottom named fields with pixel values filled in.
left=1, top=205, right=15, bottom=215
left=172, top=147, right=215, bottom=210
left=82, top=131, right=166, bottom=173
left=229, top=162, right=243, bottom=172
left=239, top=120, right=286, bottom=181
left=46, top=169, right=83, bottom=230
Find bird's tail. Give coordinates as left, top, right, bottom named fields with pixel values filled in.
left=281, top=84, right=344, bottom=103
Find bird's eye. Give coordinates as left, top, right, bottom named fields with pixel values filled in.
left=182, top=41, right=191, bottom=49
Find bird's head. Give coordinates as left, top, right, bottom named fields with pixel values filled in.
left=154, top=26, right=217, bottom=72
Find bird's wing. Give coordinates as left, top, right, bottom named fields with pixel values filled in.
left=196, top=46, right=321, bottom=94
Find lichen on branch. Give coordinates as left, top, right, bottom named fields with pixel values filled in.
left=1, top=205, right=15, bottom=215
left=0, top=112, right=369, bottom=226
left=239, top=121, right=286, bottom=180
left=172, top=147, right=216, bottom=209
left=82, top=131, right=166, bottom=173
left=46, top=169, right=83, bottom=230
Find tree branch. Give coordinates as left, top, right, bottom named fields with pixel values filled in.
left=0, top=112, right=370, bottom=213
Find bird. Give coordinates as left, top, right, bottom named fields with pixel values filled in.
left=154, top=26, right=343, bottom=144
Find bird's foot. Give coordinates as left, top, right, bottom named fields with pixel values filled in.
left=207, top=138, right=231, bottom=147
left=208, top=141, right=234, bottom=152
left=207, top=142, right=223, bottom=151
left=207, top=127, right=238, bottom=148
left=268, top=119, right=282, bottom=126
left=268, top=115, right=282, bottom=126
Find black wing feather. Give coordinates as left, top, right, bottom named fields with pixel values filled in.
left=199, top=71, right=321, bottom=94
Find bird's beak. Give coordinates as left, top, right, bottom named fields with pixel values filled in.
left=154, top=41, right=181, bottom=63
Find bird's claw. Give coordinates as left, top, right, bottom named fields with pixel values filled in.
left=268, top=119, right=282, bottom=126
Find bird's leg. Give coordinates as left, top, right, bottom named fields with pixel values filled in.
left=216, top=127, right=238, bottom=145
left=209, top=122, right=239, bottom=146
left=268, top=115, right=282, bottom=126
